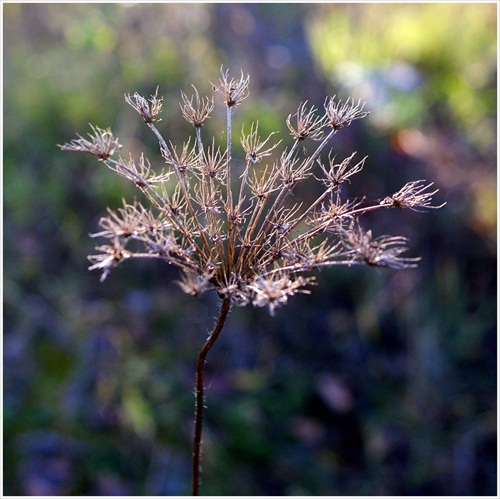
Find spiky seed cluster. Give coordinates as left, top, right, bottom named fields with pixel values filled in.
left=241, top=123, right=281, bottom=164
left=180, top=87, right=215, bottom=128
left=316, top=152, right=366, bottom=188
left=340, top=221, right=421, bottom=270
left=324, top=96, right=369, bottom=130
left=87, top=237, right=131, bottom=282
left=61, top=68, right=444, bottom=315
left=212, top=67, right=250, bottom=108
left=124, top=87, right=163, bottom=123
left=381, top=180, right=446, bottom=212
left=286, top=101, right=327, bottom=141
left=59, top=124, right=121, bottom=160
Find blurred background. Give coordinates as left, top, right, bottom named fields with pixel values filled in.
left=3, top=3, right=497, bottom=496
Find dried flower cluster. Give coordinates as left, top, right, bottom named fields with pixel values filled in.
left=60, top=69, right=444, bottom=316
left=61, top=68, right=445, bottom=495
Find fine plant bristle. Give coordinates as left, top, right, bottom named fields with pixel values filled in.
left=61, top=68, right=444, bottom=316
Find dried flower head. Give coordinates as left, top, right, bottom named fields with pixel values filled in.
left=340, top=220, right=421, bottom=270
left=63, top=69, right=445, bottom=496
left=88, top=237, right=132, bottom=282
left=63, top=68, right=443, bottom=316
left=212, top=67, right=250, bottom=108
left=241, top=122, right=281, bottom=164
left=59, top=124, right=121, bottom=160
left=91, top=200, right=148, bottom=239
left=177, top=269, right=213, bottom=297
left=286, top=101, right=327, bottom=141
left=125, top=87, right=163, bottom=123
left=109, top=153, right=172, bottom=186
left=180, top=87, right=214, bottom=128
left=381, top=180, right=446, bottom=212
left=248, top=274, right=313, bottom=316
left=316, top=152, right=366, bottom=188
left=162, top=138, right=199, bottom=176
left=324, top=96, right=369, bottom=130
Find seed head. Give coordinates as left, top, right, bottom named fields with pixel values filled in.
left=241, top=122, right=281, bottom=164
left=286, top=101, right=327, bottom=141
left=324, top=96, right=369, bottom=131
left=177, top=270, right=213, bottom=296
left=248, top=274, right=312, bottom=316
left=88, top=237, right=131, bottom=282
left=340, top=221, right=421, bottom=270
left=316, top=152, right=366, bottom=188
left=59, top=124, right=121, bottom=160
left=180, top=87, right=214, bottom=128
left=125, top=87, right=163, bottom=123
left=212, top=67, right=250, bottom=108
left=63, top=69, right=444, bottom=314
left=381, top=180, right=446, bottom=211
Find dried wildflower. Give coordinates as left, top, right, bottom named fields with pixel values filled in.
left=91, top=201, right=147, bottom=239
left=135, top=206, right=172, bottom=236
left=381, top=180, right=446, bottom=211
left=216, top=274, right=248, bottom=303
left=340, top=221, right=420, bottom=269
left=248, top=274, right=312, bottom=316
left=88, top=237, right=131, bottom=282
left=197, top=139, right=226, bottom=180
left=177, top=269, right=213, bottom=296
left=59, top=124, right=121, bottom=160
left=125, top=87, right=163, bottom=123
left=324, top=96, right=369, bottom=130
left=194, top=182, right=222, bottom=215
left=241, top=122, right=281, bottom=164
left=311, top=197, right=362, bottom=231
left=146, top=230, right=195, bottom=265
left=162, top=138, right=198, bottom=176
left=63, top=69, right=443, bottom=495
left=109, top=153, right=172, bottom=186
left=212, top=67, right=250, bottom=108
left=180, top=87, right=214, bottom=128
left=286, top=101, right=327, bottom=141
left=316, top=151, right=366, bottom=188
left=278, top=152, right=312, bottom=189
left=247, top=165, right=279, bottom=202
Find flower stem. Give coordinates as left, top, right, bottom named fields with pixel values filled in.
left=192, top=298, right=231, bottom=495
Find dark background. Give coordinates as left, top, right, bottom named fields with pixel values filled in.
left=3, top=3, right=497, bottom=496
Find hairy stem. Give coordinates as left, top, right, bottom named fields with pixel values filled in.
left=192, top=298, right=231, bottom=496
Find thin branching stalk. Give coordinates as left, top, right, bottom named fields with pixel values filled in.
left=148, top=122, right=213, bottom=258
left=225, top=105, right=235, bottom=277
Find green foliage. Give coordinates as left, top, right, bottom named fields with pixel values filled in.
left=308, top=3, right=496, bottom=145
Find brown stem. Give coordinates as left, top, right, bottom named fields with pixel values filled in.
left=192, top=298, right=231, bottom=495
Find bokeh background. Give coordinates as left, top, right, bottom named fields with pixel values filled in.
left=3, top=3, right=497, bottom=496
